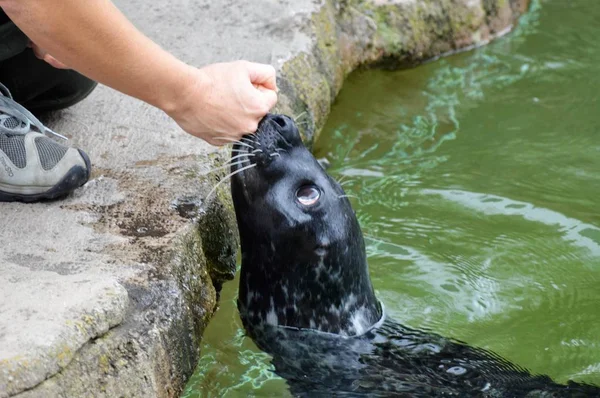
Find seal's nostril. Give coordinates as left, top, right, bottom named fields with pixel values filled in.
left=271, top=115, right=288, bottom=129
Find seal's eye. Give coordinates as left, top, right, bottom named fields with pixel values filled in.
left=296, top=185, right=320, bottom=206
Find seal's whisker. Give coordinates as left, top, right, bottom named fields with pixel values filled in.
left=338, top=194, right=359, bottom=200
left=204, top=163, right=257, bottom=203
left=270, top=153, right=280, bottom=158
left=240, top=136, right=256, bottom=145
left=228, top=153, right=255, bottom=164
left=204, top=160, right=246, bottom=174
left=294, top=111, right=307, bottom=122
left=213, top=136, right=239, bottom=143
left=253, top=149, right=263, bottom=153
left=337, top=175, right=349, bottom=185
left=339, top=180, right=353, bottom=187
left=213, top=137, right=254, bottom=148
left=231, top=149, right=250, bottom=153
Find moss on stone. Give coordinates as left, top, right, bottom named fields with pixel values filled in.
left=280, top=53, right=332, bottom=143
left=55, top=345, right=73, bottom=368
left=197, top=188, right=238, bottom=293
left=169, top=149, right=239, bottom=344
left=311, top=2, right=346, bottom=98
left=98, top=354, right=110, bottom=374
left=174, top=227, right=216, bottom=340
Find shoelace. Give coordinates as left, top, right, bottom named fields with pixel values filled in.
left=0, top=82, right=67, bottom=140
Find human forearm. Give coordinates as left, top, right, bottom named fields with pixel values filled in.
left=0, top=0, right=278, bottom=144
left=0, top=0, right=191, bottom=113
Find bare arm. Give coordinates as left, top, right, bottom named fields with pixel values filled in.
left=0, top=0, right=278, bottom=145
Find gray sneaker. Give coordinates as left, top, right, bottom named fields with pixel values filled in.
left=0, top=83, right=91, bottom=202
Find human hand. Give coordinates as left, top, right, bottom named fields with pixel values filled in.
left=168, top=61, right=278, bottom=146
left=28, top=41, right=70, bottom=69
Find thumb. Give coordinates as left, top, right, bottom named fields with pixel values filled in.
left=257, top=86, right=278, bottom=111
left=247, top=62, right=277, bottom=91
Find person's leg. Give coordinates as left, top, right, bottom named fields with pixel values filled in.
left=0, top=9, right=98, bottom=113
left=0, top=11, right=28, bottom=61
left=0, top=48, right=98, bottom=113
left=0, top=10, right=93, bottom=202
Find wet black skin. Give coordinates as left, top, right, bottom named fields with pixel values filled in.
left=230, top=114, right=600, bottom=397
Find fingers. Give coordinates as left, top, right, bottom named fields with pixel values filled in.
left=241, top=87, right=276, bottom=138
left=43, top=54, right=70, bottom=70
left=247, top=62, right=277, bottom=91
left=30, top=42, right=70, bottom=69
left=257, top=85, right=278, bottom=113
left=170, top=61, right=279, bottom=146
left=245, top=63, right=278, bottom=122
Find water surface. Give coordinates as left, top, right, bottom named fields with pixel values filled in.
left=183, top=1, right=600, bottom=395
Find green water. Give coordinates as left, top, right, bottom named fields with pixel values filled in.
left=183, top=1, right=600, bottom=395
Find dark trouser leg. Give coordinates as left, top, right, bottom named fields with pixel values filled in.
left=0, top=48, right=98, bottom=113
left=0, top=10, right=97, bottom=113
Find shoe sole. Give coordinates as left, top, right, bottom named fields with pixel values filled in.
left=0, top=149, right=91, bottom=203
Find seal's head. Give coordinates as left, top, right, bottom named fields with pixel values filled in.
left=231, top=114, right=382, bottom=337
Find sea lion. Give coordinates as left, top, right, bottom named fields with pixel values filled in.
left=229, top=113, right=599, bottom=397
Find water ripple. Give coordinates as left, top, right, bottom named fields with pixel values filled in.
left=421, top=189, right=600, bottom=259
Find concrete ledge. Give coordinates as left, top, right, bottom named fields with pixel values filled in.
left=0, top=0, right=529, bottom=397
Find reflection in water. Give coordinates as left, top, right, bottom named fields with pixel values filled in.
left=422, top=189, right=600, bottom=257
left=184, top=0, right=600, bottom=395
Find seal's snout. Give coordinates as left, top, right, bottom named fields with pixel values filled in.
left=238, top=113, right=300, bottom=168
left=259, top=113, right=301, bottom=148
left=230, top=114, right=302, bottom=175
